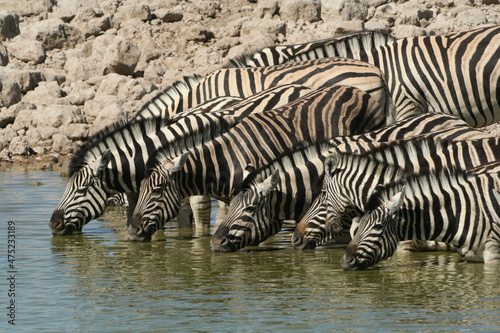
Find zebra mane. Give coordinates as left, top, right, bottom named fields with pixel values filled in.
left=364, top=165, right=477, bottom=213
left=69, top=116, right=173, bottom=176
left=130, top=74, right=205, bottom=119
left=145, top=115, right=235, bottom=176
left=334, top=135, right=454, bottom=176
left=241, top=141, right=330, bottom=189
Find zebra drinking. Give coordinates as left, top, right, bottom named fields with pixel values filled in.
left=213, top=114, right=498, bottom=252
left=49, top=84, right=312, bottom=235
left=294, top=135, right=500, bottom=250
left=340, top=160, right=500, bottom=270
left=128, top=84, right=393, bottom=241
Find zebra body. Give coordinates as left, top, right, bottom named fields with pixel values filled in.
left=134, top=58, right=394, bottom=120
left=49, top=84, right=311, bottom=235
left=230, top=26, right=500, bottom=127
left=212, top=113, right=497, bottom=252
left=340, top=164, right=500, bottom=270
left=128, top=85, right=390, bottom=241
left=292, top=116, right=499, bottom=249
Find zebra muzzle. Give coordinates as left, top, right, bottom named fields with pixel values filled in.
left=340, top=244, right=360, bottom=271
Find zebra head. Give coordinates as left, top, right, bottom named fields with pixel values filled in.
left=49, top=150, right=113, bottom=235
left=341, top=186, right=406, bottom=271
left=211, top=169, right=280, bottom=252
left=127, top=153, right=189, bottom=241
left=292, top=192, right=329, bottom=249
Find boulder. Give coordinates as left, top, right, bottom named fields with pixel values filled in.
left=104, top=36, right=141, bottom=75
left=0, top=11, right=20, bottom=41
left=7, top=39, right=46, bottom=64
left=22, top=18, right=83, bottom=51
left=89, top=103, right=130, bottom=136
left=83, top=94, right=126, bottom=119
left=9, top=136, right=29, bottom=155
left=0, top=75, right=21, bottom=108
left=52, top=133, right=76, bottom=154
left=240, top=18, right=286, bottom=40
left=0, top=67, right=45, bottom=93
left=279, top=0, right=321, bottom=23
left=31, top=104, right=84, bottom=128
left=154, top=8, right=183, bottom=22
left=23, top=81, right=63, bottom=106
left=116, top=4, right=152, bottom=22
left=0, top=101, right=36, bottom=128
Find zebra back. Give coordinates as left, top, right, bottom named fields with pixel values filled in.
left=225, top=30, right=396, bottom=67
left=134, top=58, right=396, bottom=121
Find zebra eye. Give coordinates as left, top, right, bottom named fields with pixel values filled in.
left=152, top=185, right=163, bottom=193
left=243, top=206, right=256, bottom=213
left=372, top=223, right=384, bottom=231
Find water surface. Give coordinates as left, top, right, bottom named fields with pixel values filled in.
left=1, top=170, right=499, bottom=332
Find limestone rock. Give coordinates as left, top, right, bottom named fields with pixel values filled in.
left=279, top=0, right=321, bottom=23
left=22, top=18, right=83, bottom=51
left=7, top=39, right=46, bottom=64
left=9, top=136, right=29, bottom=155
left=0, top=11, right=20, bottom=41
left=0, top=41, right=7, bottom=66
left=0, top=74, right=21, bottom=108
left=105, top=36, right=141, bottom=75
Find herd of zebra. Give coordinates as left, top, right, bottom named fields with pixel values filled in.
left=49, top=25, right=500, bottom=270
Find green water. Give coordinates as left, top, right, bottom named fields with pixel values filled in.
left=1, top=171, right=499, bottom=332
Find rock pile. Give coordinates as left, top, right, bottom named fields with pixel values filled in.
left=0, top=0, right=499, bottom=170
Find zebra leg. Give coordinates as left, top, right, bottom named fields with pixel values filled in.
left=177, top=197, right=194, bottom=228
left=397, top=240, right=456, bottom=252
left=215, top=200, right=229, bottom=226
left=125, top=193, right=139, bottom=227
left=190, top=195, right=212, bottom=228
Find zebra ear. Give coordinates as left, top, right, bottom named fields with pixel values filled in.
left=92, top=149, right=112, bottom=176
left=324, top=153, right=339, bottom=177
left=385, top=186, right=406, bottom=215
left=258, top=169, right=280, bottom=195
left=168, top=153, right=189, bottom=173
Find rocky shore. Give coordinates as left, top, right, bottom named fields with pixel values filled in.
left=0, top=0, right=499, bottom=174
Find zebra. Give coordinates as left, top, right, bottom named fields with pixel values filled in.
left=127, top=84, right=392, bottom=241
left=49, top=84, right=313, bottom=235
left=212, top=113, right=498, bottom=252
left=340, top=159, right=500, bottom=270
left=227, top=25, right=500, bottom=127
left=133, top=57, right=394, bottom=120
left=293, top=135, right=500, bottom=250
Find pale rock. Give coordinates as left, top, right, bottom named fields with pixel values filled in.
left=7, top=39, right=46, bottom=64
left=0, top=41, right=7, bottom=66
left=0, top=101, right=36, bottom=128
left=143, top=59, right=168, bottom=82
left=116, top=4, right=152, bottom=22
left=23, top=81, right=63, bottom=106
left=83, top=94, right=126, bottom=119
left=105, top=36, right=141, bottom=75
left=0, top=74, right=21, bottom=107
left=52, top=133, right=76, bottom=154
left=0, top=11, right=20, bottom=41
left=9, top=136, right=29, bottom=155
left=67, top=81, right=96, bottom=105
left=31, top=104, right=83, bottom=128
left=0, top=0, right=54, bottom=17
left=22, top=18, right=84, bottom=51
left=59, top=123, right=90, bottom=140
left=279, top=0, right=321, bottom=23
left=96, top=73, right=129, bottom=96
left=155, top=8, right=183, bottom=22
left=335, top=20, right=365, bottom=34
left=193, top=1, right=221, bottom=18
left=89, top=103, right=130, bottom=136
left=339, top=0, right=368, bottom=21
left=12, top=109, right=33, bottom=131
left=74, top=15, right=112, bottom=38
left=455, top=8, right=487, bottom=28
left=364, top=18, right=391, bottom=34
left=0, top=125, right=16, bottom=144
left=257, top=0, right=279, bottom=18
left=240, top=18, right=286, bottom=39
left=0, top=67, right=45, bottom=93
left=184, top=26, right=216, bottom=42
left=392, top=25, right=427, bottom=39
left=117, top=79, right=152, bottom=100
